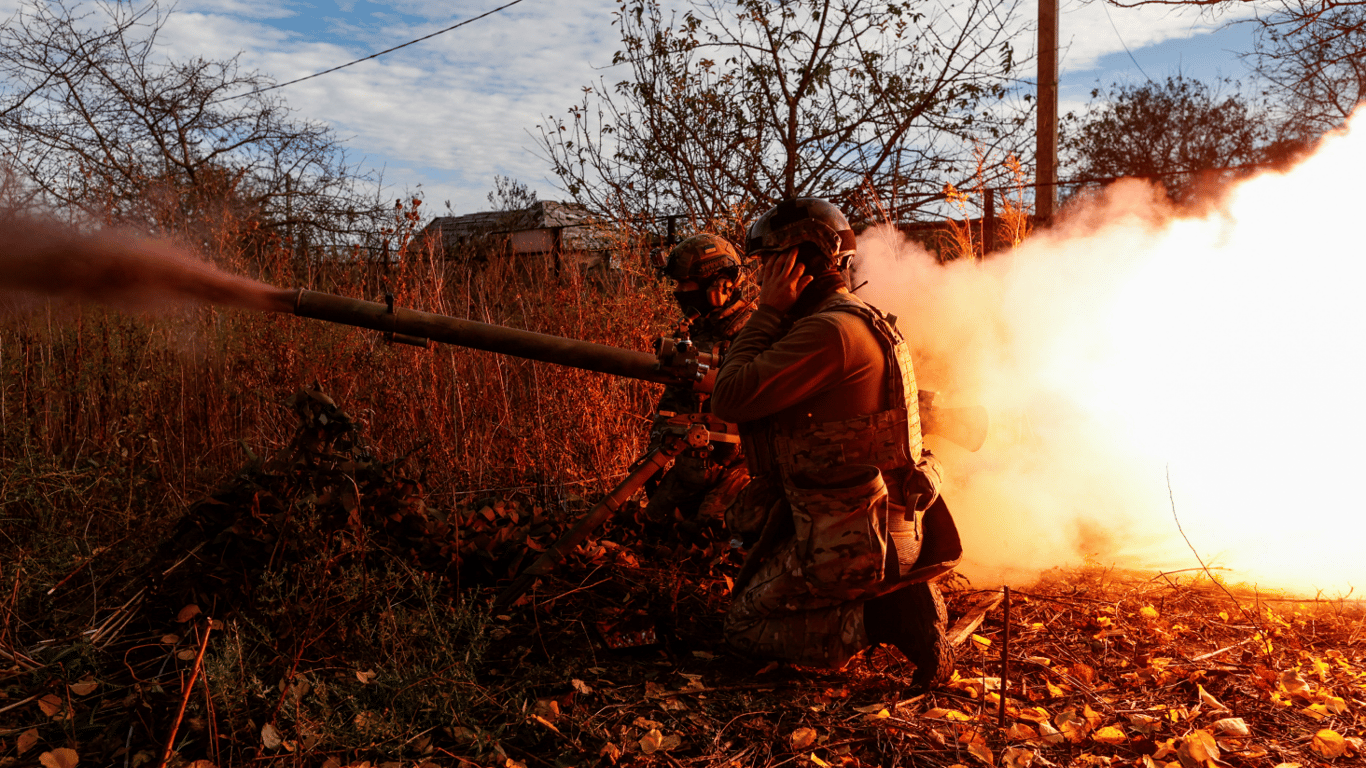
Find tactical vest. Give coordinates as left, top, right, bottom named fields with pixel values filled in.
left=747, top=293, right=923, bottom=482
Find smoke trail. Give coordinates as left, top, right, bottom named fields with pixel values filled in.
left=0, top=208, right=294, bottom=314
left=857, top=112, right=1366, bottom=596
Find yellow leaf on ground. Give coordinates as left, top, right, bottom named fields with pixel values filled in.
left=809, top=755, right=830, bottom=768
left=39, top=748, right=79, bottom=768
left=1017, top=706, right=1051, bottom=723
left=925, top=707, right=972, bottom=721
left=639, top=728, right=663, bottom=754
left=1182, top=730, right=1220, bottom=763
left=1312, top=729, right=1346, bottom=758
left=1322, top=694, right=1348, bottom=714
left=1140, top=605, right=1159, bottom=619
left=790, top=727, right=818, bottom=750
left=17, top=728, right=39, bottom=754
left=1005, top=723, right=1037, bottom=741
left=966, top=740, right=993, bottom=765
left=1093, top=726, right=1126, bottom=744
left=971, top=634, right=992, bottom=650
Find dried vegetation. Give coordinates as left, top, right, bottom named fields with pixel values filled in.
left=2, top=207, right=1365, bottom=768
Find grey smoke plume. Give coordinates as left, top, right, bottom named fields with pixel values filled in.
left=856, top=112, right=1366, bottom=596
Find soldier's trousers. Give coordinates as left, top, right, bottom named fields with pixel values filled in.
left=723, top=538, right=874, bottom=668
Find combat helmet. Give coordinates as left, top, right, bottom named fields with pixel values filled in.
left=746, top=198, right=856, bottom=269
left=663, top=233, right=742, bottom=283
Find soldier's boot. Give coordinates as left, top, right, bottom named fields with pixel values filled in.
left=865, top=580, right=954, bottom=691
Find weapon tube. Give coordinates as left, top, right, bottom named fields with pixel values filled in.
left=288, top=288, right=716, bottom=387
left=283, top=288, right=986, bottom=451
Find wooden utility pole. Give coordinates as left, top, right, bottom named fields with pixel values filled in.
left=1037, top=0, right=1059, bottom=223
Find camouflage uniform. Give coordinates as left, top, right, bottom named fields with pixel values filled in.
left=713, top=292, right=960, bottom=668
left=645, top=235, right=754, bottom=523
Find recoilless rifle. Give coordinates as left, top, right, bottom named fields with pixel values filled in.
left=279, top=288, right=987, bottom=609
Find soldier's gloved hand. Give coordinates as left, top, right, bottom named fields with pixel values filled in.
left=757, top=246, right=813, bottom=313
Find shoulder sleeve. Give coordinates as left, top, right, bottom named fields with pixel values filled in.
left=711, top=309, right=856, bottom=423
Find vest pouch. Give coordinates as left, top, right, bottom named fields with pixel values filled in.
left=785, top=464, right=889, bottom=597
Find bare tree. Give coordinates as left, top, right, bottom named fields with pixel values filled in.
left=1247, top=2, right=1366, bottom=139
left=1097, top=0, right=1366, bottom=141
left=539, top=0, right=1031, bottom=228
left=0, top=0, right=384, bottom=248
left=1061, top=75, right=1274, bottom=201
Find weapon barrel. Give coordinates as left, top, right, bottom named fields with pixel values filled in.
left=291, top=288, right=675, bottom=384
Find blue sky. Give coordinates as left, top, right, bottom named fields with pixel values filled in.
left=12, top=0, right=1273, bottom=215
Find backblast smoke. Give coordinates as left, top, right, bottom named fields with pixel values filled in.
left=857, top=108, right=1366, bottom=597
left=0, top=209, right=294, bottom=314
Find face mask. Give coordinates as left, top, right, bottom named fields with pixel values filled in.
left=673, top=288, right=712, bottom=316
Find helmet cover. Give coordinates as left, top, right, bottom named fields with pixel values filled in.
left=746, top=198, right=856, bottom=263
left=664, top=234, right=742, bottom=282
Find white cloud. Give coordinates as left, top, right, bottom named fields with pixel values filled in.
left=1054, top=0, right=1266, bottom=74
left=2, top=0, right=1285, bottom=214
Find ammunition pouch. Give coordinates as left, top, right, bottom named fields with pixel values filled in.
left=785, top=464, right=889, bottom=597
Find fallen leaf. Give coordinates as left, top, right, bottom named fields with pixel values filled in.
left=37, top=694, right=64, bottom=718
left=1093, top=726, right=1126, bottom=744
left=1140, top=605, right=1159, bottom=619
left=39, top=748, right=78, bottom=768
left=971, top=634, right=992, bottom=650
left=1212, top=717, right=1250, bottom=737
left=355, top=669, right=377, bottom=684
left=1181, top=730, right=1220, bottom=764
left=1038, top=722, right=1065, bottom=746
left=809, top=755, right=830, bottom=768
left=599, top=742, right=622, bottom=764
left=176, top=604, right=202, bottom=623
left=571, top=678, right=593, bottom=695
left=17, top=728, right=39, bottom=754
left=1197, top=684, right=1228, bottom=712
left=790, top=727, right=818, bottom=750
left=966, top=740, right=993, bottom=765
left=925, top=707, right=972, bottom=721
left=854, top=703, right=888, bottom=714
left=67, top=680, right=98, bottom=697
left=1005, top=723, right=1037, bottom=741
left=1322, top=694, right=1348, bottom=714
left=639, top=729, right=663, bottom=754
left=1001, top=746, right=1035, bottom=768
left=262, top=722, right=283, bottom=750
left=1311, top=729, right=1346, bottom=759
left=1279, top=669, right=1310, bottom=695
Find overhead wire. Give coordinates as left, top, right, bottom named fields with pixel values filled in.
left=1099, top=0, right=1154, bottom=82
left=215, top=0, right=529, bottom=102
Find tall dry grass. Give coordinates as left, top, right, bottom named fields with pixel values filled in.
left=0, top=197, right=674, bottom=561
